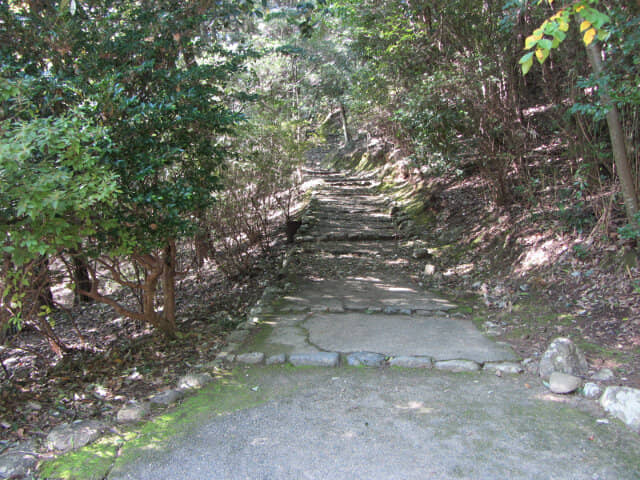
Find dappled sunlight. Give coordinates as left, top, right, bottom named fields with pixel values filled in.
left=385, top=258, right=409, bottom=266
left=348, top=276, right=383, bottom=283
left=387, top=286, right=416, bottom=293
left=444, top=263, right=475, bottom=276
left=250, top=437, right=271, bottom=446
left=535, top=393, right=574, bottom=404
left=515, top=236, right=569, bottom=274
left=394, top=401, right=435, bottom=414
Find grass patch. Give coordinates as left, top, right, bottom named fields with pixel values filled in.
left=572, top=340, right=633, bottom=363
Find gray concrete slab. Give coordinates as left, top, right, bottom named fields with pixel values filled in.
left=304, top=313, right=518, bottom=363
left=266, top=326, right=318, bottom=354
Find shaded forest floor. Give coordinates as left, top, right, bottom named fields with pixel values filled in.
left=0, top=247, right=287, bottom=448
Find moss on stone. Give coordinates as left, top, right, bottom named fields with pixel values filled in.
left=38, top=433, right=133, bottom=480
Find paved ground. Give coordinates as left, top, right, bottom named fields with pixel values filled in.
left=237, top=162, right=517, bottom=367
left=107, top=367, right=640, bottom=480
left=72, top=155, right=640, bottom=479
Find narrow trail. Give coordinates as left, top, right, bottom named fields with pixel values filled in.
left=104, top=148, right=640, bottom=480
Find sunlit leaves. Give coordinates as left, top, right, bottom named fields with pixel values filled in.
left=0, top=103, right=118, bottom=265
left=519, top=1, right=610, bottom=75
left=583, top=27, right=596, bottom=45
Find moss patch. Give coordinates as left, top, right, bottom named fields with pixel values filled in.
left=38, top=433, right=134, bottom=480
left=236, top=324, right=274, bottom=354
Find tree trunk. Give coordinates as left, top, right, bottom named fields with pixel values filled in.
left=585, top=42, right=639, bottom=222
left=33, top=256, right=54, bottom=310
left=162, top=240, right=177, bottom=335
left=72, top=254, right=94, bottom=304
left=339, top=102, right=351, bottom=145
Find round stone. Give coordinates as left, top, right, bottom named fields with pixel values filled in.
left=582, top=382, right=602, bottom=399
left=117, top=401, right=150, bottom=423
left=389, top=356, right=433, bottom=368
left=549, top=372, right=582, bottom=394
left=435, top=359, right=481, bottom=372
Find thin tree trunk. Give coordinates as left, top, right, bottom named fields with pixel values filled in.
left=162, top=240, right=177, bottom=335
left=33, top=256, right=54, bottom=309
left=72, top=254, right=94, bottom=304
left=339, top=102, right=351, bottom=145
left=585, top=42, right=639, bottom=222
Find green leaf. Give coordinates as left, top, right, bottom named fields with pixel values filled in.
left=520, top=53, right=534, bottom=75
left=519, top=52, right=534, bottom=65
left=538, top=38, right=553, bottom=51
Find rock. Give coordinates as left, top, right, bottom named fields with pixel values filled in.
left=600, top=386, right=640, bottom=432
left=522, top=357, right=539, bottom=375
left=289, top=352, right=339, bottom=367
left=482, top=321, right=503, bottom=336
left=236, top=352, right=265, bottom=365
left=383, top=306, right=412, bottom=315
left=538, top=337, right=588, bottom=380
left=177, top=372, right=213, bottom=390
left=423, top=264, right=437, bottom=276
left=265, top=354, right=287, bottom=365
left=149, top=389, right=185, bottom=409
left=549, top=372, right=582, bottom=394
left=412, top=247, right=432, bottom=260
left=214, top=351, right=235, bottom=364
left=483, top=362, right=523, bottom=375
left=117, top=401, right=150, bottom=423
left=388, top=356, right=433, bottom=368
left=46, top=419, right=107, bottom=452
left=0, top=447, right=38, bottom=479
left=582, top=382, right=602, bottom=399
left=346, top=352, right=386, bottom=367
left=435, top=359, right=481, bottom=372
left=591, top=368, right=615, bottom=382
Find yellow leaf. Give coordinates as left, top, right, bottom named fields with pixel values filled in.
left=576, top=4, right=585, bottom=12
left=580, top=20, right=592, bottom=32
left=535, top=48, right=546, bottom=63
left=558, top=20, right=569, bottom=32
left=583, top=28, right=596, bottom=45
left=548, top=0, right=554, bottom=5
left=525, top=33, right=542, bottom=49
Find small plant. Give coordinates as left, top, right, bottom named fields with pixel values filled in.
left=572, top=243, right=590, bottom=259
left=618, top=212, right=640, bottom=243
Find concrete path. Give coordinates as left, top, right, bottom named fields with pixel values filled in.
left=234, top=164, right=517, bottom=368
left=106, top=367, right=640, bottom=480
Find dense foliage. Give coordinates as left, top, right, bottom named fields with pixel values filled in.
left=0, top=0, right=260, bottom=340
